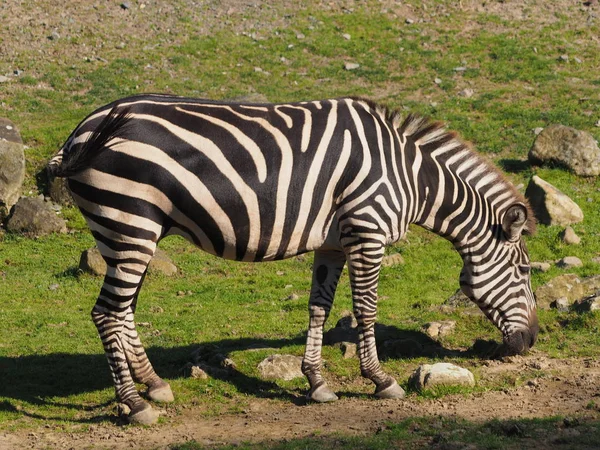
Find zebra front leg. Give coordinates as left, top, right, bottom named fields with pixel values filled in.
left=122, top=308, right=174, bottom=404
left=346, top=243, right=405, bottom=400
left=302, top=249, right=346, bottom=402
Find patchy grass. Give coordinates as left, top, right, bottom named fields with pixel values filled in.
left=1, top=0, right=600, bottom=443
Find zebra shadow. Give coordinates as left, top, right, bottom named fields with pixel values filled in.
left=0, top=326, right=498, bottom=424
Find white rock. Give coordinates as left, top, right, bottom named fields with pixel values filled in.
left=525, top=176, right=583, bottom=226
left=257, top=354, right=304, bottom=381
left=409, top=363, right=475, bottom=391
left=344, top=62, right=360, bottom=71
left=556, top=256, right=583, bottom=269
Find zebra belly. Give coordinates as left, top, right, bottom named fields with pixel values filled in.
left=70, top=168, right=339, bottom=263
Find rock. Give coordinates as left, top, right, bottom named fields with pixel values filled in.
left=444, top=289, right=475, bottom=308
left=148, top=249, right=178, bottom=276
left=424, top=320, right=456, bottom=339
left=6, top=197, right=67, bottom=236
left=573, top=294, right=600, bottom=312
left=0, top=118, right=25, bottom=218
left=379, top=338, right=424, bottom=358
left=534, top=127, right=544, bottom=135
left=340, top=341, right=356, bottom=359
left=528, top=124, right=600, bottom=177
left=560, top=227, right=581, bottom=245
left=534, top=274, right=600, bottom=309
left=336, top=312, right=358, bottom=329
left=79, top=247, right=177, bottom=276
left=342, top=33, right=351, bottom=40
left=458, top=88, right=474, bottom=98
left=531, top=262, right=552, bottom=272
left=525, top=176, right=583, bottom=226
left=47, top=173, right=74, bottom=206
left=434, top=77, right=443, bottom=85
left=409, top=363, right=475, bottom=391
left=344, top=62, right=360, bottom=71
left=551, top=297, right=570, bottom=312
left=189, top=365, right=209, bottom=379
left=556, top=256, right=583, bottom=269
left=79, top=247, right=106, bottom=276
left=382, top=253, right=405, bottom=267
left=257, top=354, right=304, bottom=381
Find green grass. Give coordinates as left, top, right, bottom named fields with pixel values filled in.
left=1, top=0, right=600, bottom=443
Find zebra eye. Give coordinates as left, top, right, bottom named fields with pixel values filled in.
left=518, top=265, right=530, bottom=274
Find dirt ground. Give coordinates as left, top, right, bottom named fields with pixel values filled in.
left=2, top=0, right=600, bottom=448
left=0, top=355, right=599, bottom=449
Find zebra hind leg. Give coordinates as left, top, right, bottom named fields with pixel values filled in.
left=122, top=308, right=174, bottom=404
left=92, top=253, right=164, bottom=424
left=302, top=249, right=346, bottom=402
left=345, top=242, right=405, bottom=400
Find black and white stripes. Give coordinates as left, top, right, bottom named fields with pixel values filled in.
left=49, top=94, right=538, bottom=424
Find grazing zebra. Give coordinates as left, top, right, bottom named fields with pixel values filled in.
left=48, top=94, right=538, bottom=424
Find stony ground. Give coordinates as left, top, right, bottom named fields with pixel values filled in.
left=2, top=0, right=600, bottom=449
left=1, top=355, right=599, bottom=449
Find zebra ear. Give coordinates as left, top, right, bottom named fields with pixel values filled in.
left=502, top=203, right=528, bottom=241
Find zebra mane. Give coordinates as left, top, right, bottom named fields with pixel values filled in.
left=364, top=101, right=536, bottom=235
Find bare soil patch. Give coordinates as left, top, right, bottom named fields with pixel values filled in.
left=1, top=355, right=599, bottom=449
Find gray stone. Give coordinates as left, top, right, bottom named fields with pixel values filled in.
left=186, top=364, right=209, bottom=380
left=560, top=227, right=581, bottom=245
left=529, top=124, right=600, bottom=177
left=257, top=354, right=304, bottom=381
left=382, top=253, right=405, bottom=267
left=444, top=289, right=475, bottom=308
left=525, top=176, right=583, bottom=226
left=551, top=297, right=570, bottom=312
left=556, top=256, right=583, bottom=269
left=47, top=174, right=73, bottom=206
left=340, top=341, right=356, bottom=359
left=0, top=118, right=25, bottom=218
left=534, top=274, right=600, bottom=310
left=458, top=88, right=474, bottom=98
left=380, top=338, right=424, bottom=359
left=6, top=197, right=67, bottom=236
left=531, top=261, right=552, bottom=272
left=573, top=294, right=600, bottom=312
left=424, top=320, right=456, bottom=339
left=324, top=313, right=358, bottom=345
left=79, top=247, right=177, bottom=276
left=409, top=363, right=475, bottom=391
left=344, top=62, right=360, bottom=71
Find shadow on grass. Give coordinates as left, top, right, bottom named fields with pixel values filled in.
left=0, top=325, right=499, bottom=424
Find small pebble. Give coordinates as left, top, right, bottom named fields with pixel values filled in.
left=559, top=54, right=569, bottom=62
left=405, top=18, right=414, bottom=24
left=344, top=62, right=360, bottom=70
left=121, top=2, right=130, bottom=10
left=342, top=33, right=351, bottom=40
left=434, top=77, right=443, bottom=85
left=533, top=127, right=544, bottom=135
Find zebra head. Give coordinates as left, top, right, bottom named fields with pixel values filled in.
left=458, top=203, right=538, bottom=356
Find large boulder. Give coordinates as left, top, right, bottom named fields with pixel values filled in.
left=534, top=274, right=600, bottom=310
left=0, top=118, right=25, bottom=220
left=6, top=197, right=67, bottom=236
left=529, top=125, right=600, bottom=176
left=525, top=176, right=583, bottom=226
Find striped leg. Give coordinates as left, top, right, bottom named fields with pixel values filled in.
left=121, top=308, right=174, bottom=403
left=92, top=245, right=162, bottom=425
left=345, top=240, right=405, bottom=399
left=302, top=249, right=346, bottom=402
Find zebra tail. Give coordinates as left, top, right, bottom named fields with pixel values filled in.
left=48, top=106, right=133, bottom=178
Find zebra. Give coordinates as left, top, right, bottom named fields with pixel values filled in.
left=48, top=94, right=538, bottom=425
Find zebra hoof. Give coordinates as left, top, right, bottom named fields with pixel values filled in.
left=127, top=402, right=160, bottom=425
left=307, top=385, right=339, bottom=403
left=147, top=381, right=175, bottom=403
left=375, top=380, right=405, bottom=399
